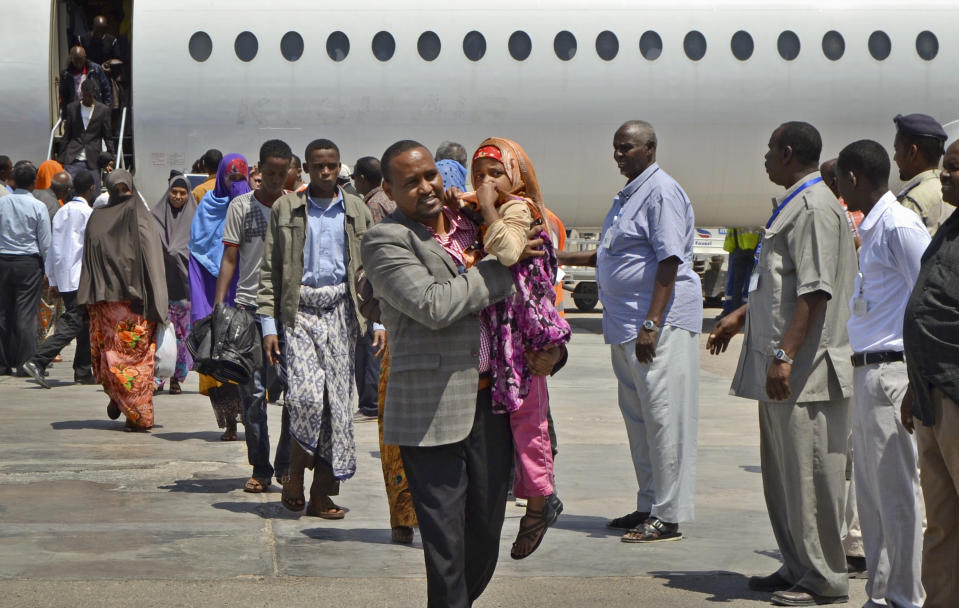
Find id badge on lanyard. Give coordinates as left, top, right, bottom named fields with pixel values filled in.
left=852, top=272, right=868, bottom=316
left=749, top=176, right=824, bottom=294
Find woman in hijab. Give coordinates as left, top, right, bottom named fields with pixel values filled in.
left=151, top=174, right=197, bottom=395
left=188, top=154, right=250, bottom=440
left=78, top=170, right=169, bottom=432
left=35, top=160, right=63, bottom=191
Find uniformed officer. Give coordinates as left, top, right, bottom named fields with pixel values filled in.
left=893, top=113, right=951, bottom=235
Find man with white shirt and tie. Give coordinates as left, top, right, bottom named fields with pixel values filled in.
left=22, top=170, right=97, bottom=388
left=836, top=140, right=928, bottom=608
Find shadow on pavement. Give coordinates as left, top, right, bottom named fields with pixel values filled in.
left=212, top=500, right=308, bottom=520
left=152, top=431, right=232, bottom=442
left=550, top=513, right=623, bottom=539
left=739, top=465, right=762, bottom=474
left=160, top=477, right=251, bottom=493
left=649, top=571, right=768, bottom=603
left=50, top=419, right=159, bottom=431
left=300, top=526, right=420, bottom=547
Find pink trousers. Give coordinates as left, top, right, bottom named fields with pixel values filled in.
left=510, top=375, right=555, bottom=498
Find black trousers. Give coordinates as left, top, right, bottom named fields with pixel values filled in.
left=0, top=254, right=43, bottom=373
left=400, top=389, right=513, bottom=608
left=32, top=290, right=92, bottom=376
left=354, top=326, right=379, bottom=414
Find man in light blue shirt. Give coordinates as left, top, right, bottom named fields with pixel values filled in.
left=0, top=162, right=52, bottom=375
left=560, top=121, right=702, bottom=543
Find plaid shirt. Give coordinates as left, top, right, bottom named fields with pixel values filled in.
left=428, top=206, right=492, bottom=372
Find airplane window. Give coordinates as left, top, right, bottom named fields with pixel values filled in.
left=509, top=31, right=532, bottom=61
left=327, top=31, right=349, bottom=61
left=554, top=30, right=576, bottom=61
left=868, top=31, right=891, bottom=60
left=189, top=32, right=212, bottom=62
left=916, top=30, right=938, bottom=60
left=822, top=30, right=844, bottom=61
left=777, top=31, right=800, bottom=60
left=280, top=31, right=304, bottom=62
left=235, top=31, right=258, bottom=62
left=730, top=30, right=753, bottom=61
left=640, top=31, right=662, bottom=60
left=418, top=31, right=441, bottom=61
left=372, top=31, right=396, bottom=61
left=463, top=30, right=486, bottom=61
left=683, top=31, right=706, bottom=61
left=596, top=30, right=618, bottom=61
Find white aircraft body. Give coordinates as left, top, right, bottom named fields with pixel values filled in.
left=3, top=0, right=959, bottom=229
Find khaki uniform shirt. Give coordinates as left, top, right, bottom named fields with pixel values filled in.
left=730, top=173, right=857, bottom=403
left=897, top=168, right=952, bottom=236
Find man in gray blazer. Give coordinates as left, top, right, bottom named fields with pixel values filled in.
left=361, top=140, right=562, bottom=608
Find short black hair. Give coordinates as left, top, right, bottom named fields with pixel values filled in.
left=0, top=155, right=11, bottom=171
left=201, top=149, right=223, bottom=174
left=776, top=121, right=822, bottom=167
left=291, top=154, right=302, bottom=170
left=435, top=141, right=467, bottom=166
left=354, top=156, right=382, bottom=184
left=837, top=139, right=890, bottom=188
left=259, top=139, right=293, bottom=164
left=80, top=77, right=98, bottom=96
left=381, top=140, right=428, bottom=184
left=13, top=162, right=37, bottom=189
left=305, top=139, right=340, bottom=161
left=898, top=132, right=945, bottom=165
left=73, top=170, right=95, bottom=196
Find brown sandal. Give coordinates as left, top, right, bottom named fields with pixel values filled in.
left=306, top=496, right=346, bottom=519
left=169, top=379, right=182, bottom=395
left=281, top=474, right=305, bottom=512
left=243, top=477, right=271, bottom=493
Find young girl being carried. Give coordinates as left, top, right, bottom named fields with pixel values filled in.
left=453, top=137, right=571, bottom=560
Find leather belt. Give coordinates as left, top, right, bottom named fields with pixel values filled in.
left=851, top=351, right=904, bottom=367
left=477, top=373, right=491, bottom=391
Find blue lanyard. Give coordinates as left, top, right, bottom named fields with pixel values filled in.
left=753, top=177, right=823, bottom=265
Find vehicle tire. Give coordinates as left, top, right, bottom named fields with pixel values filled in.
left=572, top=282, right=598, bottom=312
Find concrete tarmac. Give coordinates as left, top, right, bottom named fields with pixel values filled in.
left=0, top=309, right=866, bottom=607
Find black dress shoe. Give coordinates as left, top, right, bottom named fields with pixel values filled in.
left=74, top=373, right=98, bottom=385
left=607, top=510, right=650, bottom=530
left=748, top=571, right=792, bottom=592
left=22, top=361, right=51, bottom=389
left=845, top=555, right=867, bottom=579
left=771, top=586, right=848, bottom=606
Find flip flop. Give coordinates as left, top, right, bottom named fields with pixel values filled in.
left=281, top=474, right=305, bottom=512
left=243, top=477, right=271, bottom=493
left=306, top=497, right=346, bottom=519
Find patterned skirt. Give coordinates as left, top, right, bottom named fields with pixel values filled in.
left=377, top=347, right=418, bottom=528
left=88, top=301, right=157, bottom=429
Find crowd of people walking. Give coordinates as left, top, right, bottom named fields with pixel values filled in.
left=1, top=112, right=957, bottom=607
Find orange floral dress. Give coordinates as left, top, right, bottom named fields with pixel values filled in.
left=88, top=301, right=158, bottom=429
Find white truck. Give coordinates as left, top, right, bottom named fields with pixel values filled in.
left=561, top=227, right=731, bottom=312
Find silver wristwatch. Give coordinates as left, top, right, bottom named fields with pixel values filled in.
left=642, top=319, right=657, bottom=332
left=773, top=348, right=794, bottom=365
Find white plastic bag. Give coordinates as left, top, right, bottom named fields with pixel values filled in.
left=154, top=322, right=177, bottom=378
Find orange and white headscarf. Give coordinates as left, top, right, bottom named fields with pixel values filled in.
left=470, top=137, right=554, bottom=242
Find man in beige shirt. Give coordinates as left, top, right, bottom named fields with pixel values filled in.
left=709, top=122, right=857, bottom=607
left=893, top=113, right=951, bottom=236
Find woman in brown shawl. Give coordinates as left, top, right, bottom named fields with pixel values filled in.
left=78, top=170, right=169, bottom=431
left=151, top=174, right=197, bottom=395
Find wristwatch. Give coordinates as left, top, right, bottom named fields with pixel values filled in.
left=642, top=320, right=657, bottom=332
left=773, top=348, right=794, bottom=365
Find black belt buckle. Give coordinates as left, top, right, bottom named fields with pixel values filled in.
left=850, top=351, right=904, bottom=367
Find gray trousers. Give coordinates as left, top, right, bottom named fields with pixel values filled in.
left=610, top=326, right=699, bottom=523
left=759, top=398, right=850, bottom=598
left=852, top=362, right=924, bottom=608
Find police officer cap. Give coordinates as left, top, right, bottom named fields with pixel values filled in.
left=894, top=113, right=948, bottom=140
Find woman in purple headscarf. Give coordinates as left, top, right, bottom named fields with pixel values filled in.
left=188, top=153, right=251, bottom=440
